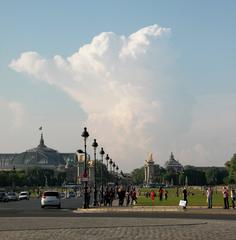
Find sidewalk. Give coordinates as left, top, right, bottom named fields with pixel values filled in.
left=75, top=199, right=236, bottom=215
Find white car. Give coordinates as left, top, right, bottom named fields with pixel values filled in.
left=41, top=191, right=61, bottom=208
left=19, top=191, right=29, bottom=200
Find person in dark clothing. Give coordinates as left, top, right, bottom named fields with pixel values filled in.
left=222, top=186, right=229, bottom=209
left=164, top=189, right=168, bottom=200
left=183, top=187, right=188, bottom=209
left=159, top=187, right=164, bottom=201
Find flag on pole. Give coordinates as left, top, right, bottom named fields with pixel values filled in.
left=39, top=126, right=42, bottom=131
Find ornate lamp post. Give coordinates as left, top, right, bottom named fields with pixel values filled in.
left=81, top=127, right=89, bottom=209
left=92, top=139, right=98, bottom=206
left=116, top=165, right=119, bottom=185
left=105, top=154, right=109, bottom=169
left=99, top=147, right=105, bottom=204
left=105, top=154, right=109, bottom=187
left=109, top=159, right=113, bottom=172
left=112, top=162, right=116, bottom=173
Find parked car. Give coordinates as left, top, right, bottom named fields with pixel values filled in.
left=41, top=191, right=61, bottom=208
left=0, top=192, right=9, bottom=202
left=7, top=192, right=18, bottom=201
left=67, top=191, right=76, bottom=198
left=19, top=191, right=30, bottom=200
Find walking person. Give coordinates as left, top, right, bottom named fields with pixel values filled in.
left=150, top=190, right=155, bottom=206
left=159, top=187, right=164, bottom=201
left=183, top=187, right=188, bottom=209
left=222, top=186, right=229, bottom=209
left=231, top=188, right=236, bottom=209
left=164, top=189, right=168, bottom=200
left=207, top=186, right=213, bottom=208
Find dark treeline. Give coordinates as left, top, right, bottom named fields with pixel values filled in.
left=131, top=165, right=229, bottom=186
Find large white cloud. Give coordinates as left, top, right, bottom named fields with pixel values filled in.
left=12, top=24, right=231, bottom=170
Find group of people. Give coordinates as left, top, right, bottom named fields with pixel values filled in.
left=208, top=186, right=235, bottom=209
left=100, top=186, right=138, bottom=207
left=147, top=187, right=169, bottom=201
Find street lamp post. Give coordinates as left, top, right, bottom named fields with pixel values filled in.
left=105, top=154, right=109, bottom=169
left=92, top=139, right=98, bottom=206
left=99, top=147, right=105, bottom=204
left=105, top=154, right=109, bottom=187
left=81, top=127, right=89, bottom=209
left=112, top=162, right=116, bottom=173
left=109, top=159, right=113, bottom=172
left=116, top=165, right=119, bottom=185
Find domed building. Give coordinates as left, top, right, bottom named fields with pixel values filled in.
left=0, top=134, right=75, bottom=171
left=165, top=152, right=183, bottom=173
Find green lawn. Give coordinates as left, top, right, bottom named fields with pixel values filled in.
left=137, top=187, right=226, bottom=207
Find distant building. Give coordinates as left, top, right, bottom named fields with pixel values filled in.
left=165, top=152, right=183, bottom=173
left=0, top=134, right=75, bottom=179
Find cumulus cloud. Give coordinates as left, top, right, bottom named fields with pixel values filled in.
left=9, top=24, right=196, bottom=170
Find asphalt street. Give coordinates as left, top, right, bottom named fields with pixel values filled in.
left=1, top=198, right=236, bottom=239
left=1, top=198, right=236, bottom=221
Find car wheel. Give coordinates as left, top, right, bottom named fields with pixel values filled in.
left=41, top=205, right=45, bottom=208
left=57, top=204, right=61, bottom=209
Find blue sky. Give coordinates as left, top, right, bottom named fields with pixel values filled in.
left=0, top=1, right=236, bottom=170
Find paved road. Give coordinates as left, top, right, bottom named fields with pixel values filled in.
left=0, top=217, right=236, bottom=240
left=2, top=199, right=236, bottom=239
left=0, top=197, right=83, bottom=217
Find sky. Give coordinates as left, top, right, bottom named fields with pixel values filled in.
left=0, top=1, right=236, bottom=171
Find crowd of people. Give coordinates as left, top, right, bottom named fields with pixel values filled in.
left=85, top=185, right=236, bottom=209
left=98, top=186, right=138, bottom=207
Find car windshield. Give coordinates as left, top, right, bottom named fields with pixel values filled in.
left=43, top=192, right=59, bottom=197
left=8, top=192, right=15, bottom=195
left=20, top=192, right=27, bottom=195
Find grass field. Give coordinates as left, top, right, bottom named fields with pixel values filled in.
left=137, top=187, right=227, bottom=207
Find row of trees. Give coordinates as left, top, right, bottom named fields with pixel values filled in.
left=0, top=162, right=128, bottom=189
left=2, top=154, right=236, bottom=189
left=131, top=164, right=229, bottom=186
left=0, top=168, right=67, bottom=188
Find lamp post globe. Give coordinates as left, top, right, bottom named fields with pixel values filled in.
left=99, top=147, right=105, bottom=204
left=109, top=159, right=113, bottom=172
left=105, top=154, right=109, bottom=169
left=92, top=139, right=98, bottom=206
left=81, top=127, right=89, bottom=209
left=112, top=162, right=116, bottom=172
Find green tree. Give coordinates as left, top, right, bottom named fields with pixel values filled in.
left=225, top=154, right=236, bottom=183
left=183, top=167, right=207, bottom=186
left=131, top=167, right=144, bottom=185
left=205, top=167, right=228, bottom=185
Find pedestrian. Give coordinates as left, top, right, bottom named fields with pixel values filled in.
left=207, top=186, right=213, bottom=208
left=159, top=187, right=164, bottom=201
left=183, top=187, right=188, bottom=209
left=150, top=190, right=155, bottom=206
left=222, top=186, right=229, bottom=209
left=131, top=188, right=137, bottom=205
left=164, top=189, right=168, bottom=200
left=231, top=188, right=236, bottom=209
left=125, top=189, right=130, bottom=206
